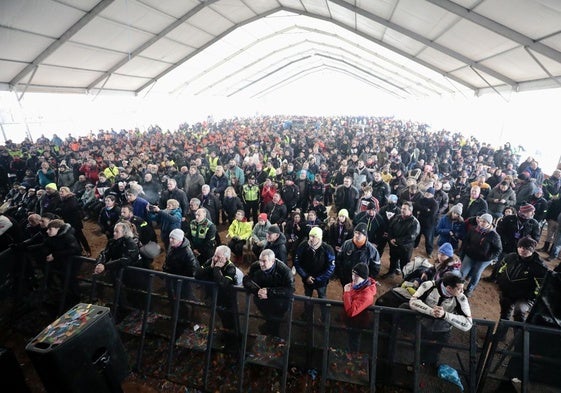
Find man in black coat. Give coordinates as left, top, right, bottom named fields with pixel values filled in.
left=243, top=249, right=294, bottom=337
left=497, top=237, right=548, bottom=325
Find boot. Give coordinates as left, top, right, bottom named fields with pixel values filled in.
left=538, top=242, right=550, bottom=253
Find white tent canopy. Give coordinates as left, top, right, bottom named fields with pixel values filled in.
left=2, top=0, right=561, bottom=99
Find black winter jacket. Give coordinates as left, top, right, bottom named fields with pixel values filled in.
left=498, top=252, right=548, bottom=300
left=243, top=260, right=294, bottom=300
left=164, top=238, right=199, bottom=277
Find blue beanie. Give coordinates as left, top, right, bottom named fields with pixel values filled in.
left=438, top=242, right=454, bottom=257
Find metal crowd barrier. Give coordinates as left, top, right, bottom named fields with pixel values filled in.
left=2, top=252, right=561, bottom=393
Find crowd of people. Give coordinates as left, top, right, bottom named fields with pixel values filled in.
left=0, top=115, right=559, bottom=361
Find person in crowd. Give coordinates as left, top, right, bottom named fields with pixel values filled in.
left=94, top=172, right=112, bottom=200
left=302, top=209, right=323, bottom=235
left=103, top=162, right=120, bottom=182
left=159, top=178, right=189, bottom=220
left=40, top=219, right=83, bottom=309
left=260, top=177, right=277, bottom=210
left=36, top=162, right=56, bottom=188
left=540, top=195, right=561, bottom=254
left=460, top=213, right=502, bottom=297
left=335, top=223, right=381, bottom=286
left=284, top=211, right=306, bottom=260
left=542, top=169, right=561, bottom=201
left=460, top=185, right=488, bottom=220
left=163, top=228, right=199, bottom=303
left=354, top=202, right=384, bottom=245
left=342, top=263, right=377, bottom=352
left=209, top=165, right=229, bottom=205
left=371, top=171, right=391, bottom=209
left=98, top=194, right=121, bottom=239
left=280, top=177, right=299, bottom=213
left=71, top=174, right=89, bottom=199
left=57, top=163, right=74, bottom=188
left=80, top=183, right=100, bottom=220
left=386, top=243, right=462, bottom=305
left=496, top=203, right=540, bottom=257
left=448, top=171, right=470, bottom=206
left=262, top=192, right=288, bottom=226
left=407, top=272, right=472, bottom=366
left=398, top=183, right=423, bottom=208
left=263, top=224, right=288, bottom=265
left=293, top=227, right=335, bottom=317
left=377, top=194, right=400, bottom=256
left=433, top=180, right=449, bottom=218
left=326, top=208, right=354, bottom=254
left=486, top=168, right=504, bottom=189
left=226, top=159, right=245, bottom=186
left=199, top=184, right=221, bottom=227
left=487, top=181, right=517, bottom=220
left=226, top=209, right=252, bottom=263
left=124, top=186, right=149, bottom=221
left=195, top=245, right=240, bottom=350
left=309, top=195, right=328, bottom=223
left=148, top=198, right=182, bottom=250
left=515, top=171, right=538, bottom=207
left=222, top=186, right=244, bottom=225
left=120, top=204, right=159, bottom=266
left=187, top=207, right=217, bottom=264
left=527, top=188, right=548, bottom=224
left=435, top=203, right=466, bottom=251
left=383, top=201, right=420, bottom=278
left=184, top=165, right=205, bottom=200
left=332, top=174, right=358, bottom=216
left=496, top=237, right=548, bottom=329
left=413, top=187, right=439, bottom=257
left=58, top=186, right=90, bottom=256
left=40, top=183, right=62, bottom=216
left=250, top=212, right=271, bottom=259
left=243, top=249, right=295, bottom=337
left=140, top=172, right=162, bottom=205
left=93, top=221, right=141, bottom=319
left=242, top=174, right=261, bottom=223
left=294, top=170, right=311, bottom=213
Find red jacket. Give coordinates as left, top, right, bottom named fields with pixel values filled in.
left=343, top=278, right=377, bottom=327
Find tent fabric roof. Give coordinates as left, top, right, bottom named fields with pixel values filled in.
left=2, top=0, right=561, bottom=99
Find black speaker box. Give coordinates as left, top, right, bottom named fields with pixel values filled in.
left=25, top=303, right=129, bottom=393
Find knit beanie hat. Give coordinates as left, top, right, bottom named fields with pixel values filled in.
left=338, top=209, right=349, bottom=218
left=352, top=263, right=369, bottom=280
left=449, top=203, right=463, bottom=215
left=518, top=203, right=535, bottom=216
left=354, top=222, right=368, bottom=237
left=45, top=183, right=57, bottom=191
left=258, top=213, right=268, bottom=221
left=438, top=242, right=454, bottom=257
left=388, top=194, right=398, bottom=203
left=169, top=228, right=184, bottom=241
left=425, top=187, right=435, bottom=195
left=309, top=226, right=323, bottom=239
left=479, top=213, right=493, bottom=225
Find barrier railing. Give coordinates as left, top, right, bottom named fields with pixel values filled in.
left=2, top=252, right=560, bottom=393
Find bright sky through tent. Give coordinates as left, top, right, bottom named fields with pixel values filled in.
left=0, top=72, right=559, bottom=174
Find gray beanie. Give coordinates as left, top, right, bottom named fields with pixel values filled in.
left=169, top=228, right=185, bottom=240
left=449, top=203, right=463, bottom=215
